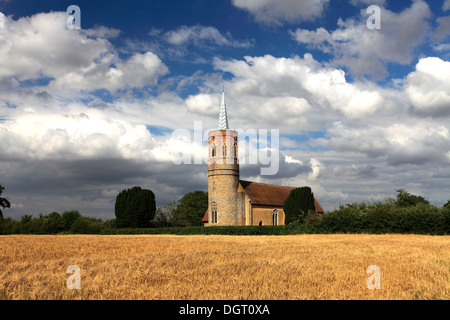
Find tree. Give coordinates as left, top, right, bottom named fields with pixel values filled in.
left=45, top=212, right=65, bottom=234
left=394, top=189, right=429, bottom=207
left=443, top=200, right=450, bottom=209
left=62, top=210, right=82, bottom=230
left=0, top=185, right=11, bottom=220
left=283, top=186, right=316, bottom=224
left=153, top=200, right=177, bottom=227
left=115, top=186, right=156, bottom=228
left=171, top=191, right=208, bottom=227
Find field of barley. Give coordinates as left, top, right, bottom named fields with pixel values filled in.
left=0, top=234, right=448, bottom=300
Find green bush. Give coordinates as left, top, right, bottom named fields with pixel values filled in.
left=70, top=216, right=105, bottom=234
left=364, top=202, right=400, bottom=233
left=396, top=204, right=444, bottom=234
left=318, top=204, right=365, bottom=233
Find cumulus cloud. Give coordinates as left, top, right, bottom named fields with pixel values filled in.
left=50, top=52, right=168, bottom=93
left=0, top=11, right=168, bottom=93
left=327, top=120, right=450, bottom=166
left=214, top=54, right=384, bottom=121
left=185, top=93, right=221, bottom=116
left=405, top=57, right=450, bottom=116
left=231, top=0, right=329, bottom=25
left=291, top=0, right=432, bottom=79
left=0, top=109, right=157, bottom=161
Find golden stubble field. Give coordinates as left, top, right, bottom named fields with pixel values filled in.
left=0, top=234, right=448, bottom=300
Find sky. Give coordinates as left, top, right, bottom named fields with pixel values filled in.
left=1, top=0, right=450, bottom=220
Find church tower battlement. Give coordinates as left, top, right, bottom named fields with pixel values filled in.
left=207, top=89, right=241, bottom=226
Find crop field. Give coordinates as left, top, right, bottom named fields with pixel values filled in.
left=0, top=234, right=448, bottom=300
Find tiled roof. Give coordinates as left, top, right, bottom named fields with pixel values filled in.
left=239, top=180, right=324, bottom=213
left=202, top=209, right=208, bottom=222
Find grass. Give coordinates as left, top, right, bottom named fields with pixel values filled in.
left=0, top=234, right=448, bottom=300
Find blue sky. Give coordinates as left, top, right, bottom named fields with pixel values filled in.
left=1, top=0, right=450, bottom=219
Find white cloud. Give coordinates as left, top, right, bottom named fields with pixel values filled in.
left=405, top=57, right=450, bottom=116
left=308, top=158, right=323, bottom=181
left=214, top=54, right=384, bottom=121
left=185, top=93, right=221, bottom=116
left=231, top=0, right=329, bottom=25
left=327, top=120, right=450, bottom=166
left=0, top=11, right=168, bottom=93
left=0, top=108, right=159, bottom=161
left=164, top=25, right=253, bottom=48
left=50, top=52, right=168, bottom=93
left=291, top=0, right=432, bottom=79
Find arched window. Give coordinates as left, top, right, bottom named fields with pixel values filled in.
left=222, top=143, right=227, bottom=157
left=232, top=143, right=237, bottom=158
left=211, top=202, right=218, bottom=224
left=272, top=209, right=278, bottom=226
left=211, top=143, right=216, bottom=157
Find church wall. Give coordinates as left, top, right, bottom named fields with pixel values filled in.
left=250, top=205, right=286, bottom=226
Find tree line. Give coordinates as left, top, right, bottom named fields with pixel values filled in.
left=1, top=184, right=449, bottom=235
left=283, top=187, right=450, bottom=235
left=0, top=185, right=208, bottom=234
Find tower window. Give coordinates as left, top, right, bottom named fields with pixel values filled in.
left=222, top=143, right=227, bottom=157
left=211, top=202, right=218, bottom=224
left=211, top=143, right=216, bottom=157
left=232, top=143, right=237, bottom=158
left=272, top=209, right=278, bottom=226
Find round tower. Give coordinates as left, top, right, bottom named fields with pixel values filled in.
left=207, top=90, right=239, bottom=226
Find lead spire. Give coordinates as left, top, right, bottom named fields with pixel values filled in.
left=218, top=86, right=229, bottom=130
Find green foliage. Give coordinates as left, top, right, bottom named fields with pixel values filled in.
left=319, top=203, right=365, bottom=233
left=443, top=200, right=450, bottom=210
left=289, top=199, right=448, bottom=235
left=70, top=216, right=105, bottom=234
left=62, top=210, right=82, bottom=230
left=114, top=186, right=156, bottom=228
left=171, top=191, right=208, bottom=227
left=45, top=212, right=65, bottom=234
left=283, top=186, right=316, bottom=224
left=394, top=189, right=430, bottom=207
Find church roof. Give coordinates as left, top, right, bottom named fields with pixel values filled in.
left=239, top=180, right=324, bottom=213
left=202, top=209, right=208, bottom=222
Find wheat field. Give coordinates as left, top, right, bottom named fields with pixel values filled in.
left=0, top=234, right=448, bottom=300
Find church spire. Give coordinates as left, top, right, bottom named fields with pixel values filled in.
left=218, top=87, right=229, bottom=130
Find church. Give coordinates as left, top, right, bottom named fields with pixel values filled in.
left=202, top=90, right=324, bottom=227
